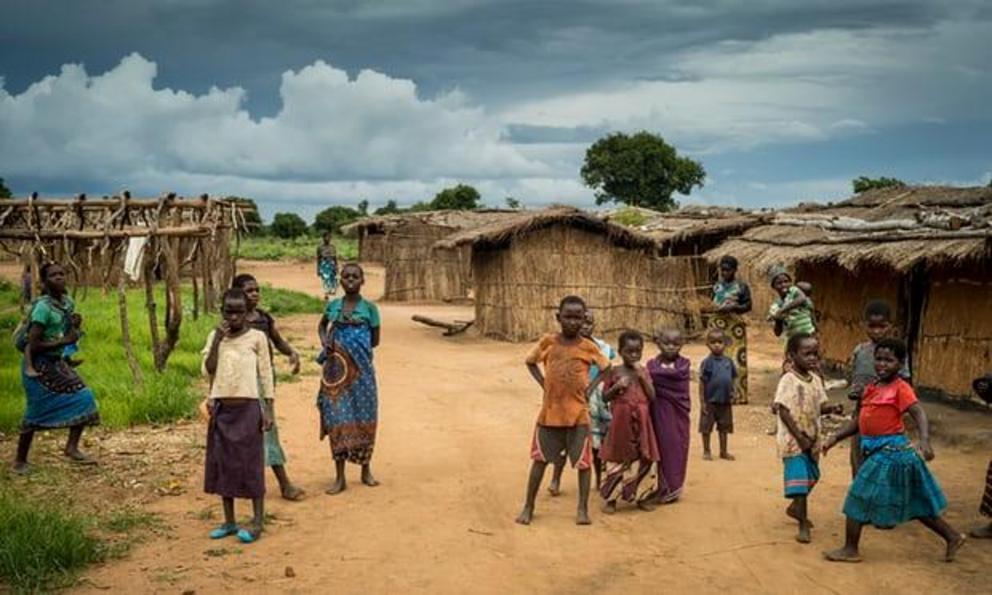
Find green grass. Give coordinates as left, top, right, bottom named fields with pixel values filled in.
left=0, top=281, right=320, bottom=431
left=235, top=235, right=357, bottom=262
left=0, top=490, right=105, bottom=592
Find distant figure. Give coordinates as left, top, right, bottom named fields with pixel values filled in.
left=699, top=328, right=736, bottom=461
left=707, top=255, right=751, bottom=404
left=597, top=331, right=659, bottom=514
left=201, top=288, right=274, bottom=544
left=516, top=296, right=609, bottom=526
left=970, top=374, right=992, bottom=539
left=767, top=265, right=816, bottom=341
left=823, top=338, right=966, bottom=563
left=316, top=231, right=339, bottom=301
left=846, top=300, right=910, bottom=477
left=647, top=328, right=691, bottom=504
left=772, top=333, right=842, bottom=544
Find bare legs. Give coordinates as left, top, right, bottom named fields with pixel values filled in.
left=220, top=496, right=265, bottom=539
left=272, top=464, right=305, bottom=500
left=13, top=424, right=94, bottom=472
left=516, top=461, right=591, bottom=526
left=826, top=516, right=966, bottom=562
left=325, top=444, right=379, bottom=495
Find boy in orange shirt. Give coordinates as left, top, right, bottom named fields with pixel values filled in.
left=515, top=296, right=610, bottom=526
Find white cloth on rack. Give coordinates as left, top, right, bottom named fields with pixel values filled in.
left=123, top=236, right=148, bottom=281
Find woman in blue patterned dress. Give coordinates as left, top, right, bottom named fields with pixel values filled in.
left=316, top=263, right=381, bottom=494
left=316, top=231, right=339, bottom=301
left=14, top=262, right=99, bottom=473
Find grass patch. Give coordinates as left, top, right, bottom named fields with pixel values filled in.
left=235, top=235, right=357, bottom=262
left=0, top=490, right=104, bottom=592
left=0, top=280, right=320, bottom=431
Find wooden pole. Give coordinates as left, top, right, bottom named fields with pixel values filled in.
left=117, top=248, right=144, bottom=390
left=144, top=240, right=162, bottom=368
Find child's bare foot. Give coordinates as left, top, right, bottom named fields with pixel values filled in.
left=281, top=485, right=306, bottom=501
left=786, top=501, right=814, bottom=527
left=515, top=506, right=534, bottom=525
left=25, top=367, right=39, bottom=378
left=64, top=449, right=97, bottom=465
left=970, top=523, right=992, bottom=539
left=719, top=452, right=736, bottom=461
left=637, top=500, right=656, bottom=512
left=602, top=501, right=617, bottom=514
left=325, top=478, right=346, bottom=495
left=703, top=451, right=713, bottom=461
left=823, top=547, right=862, bottom=563
left=797, top=521, right=812, bottom=544
left=945, top=533, right=966, bottom=562
left=576, top=508, right=592, bottom=525
left=12, top=461, right=30, bottom=475
left=547, top=478, right=561, bottom=497
left=361, top=468, right=379, bottom=487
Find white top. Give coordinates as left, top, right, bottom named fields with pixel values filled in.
left=201, top=328, right=274, bottom=400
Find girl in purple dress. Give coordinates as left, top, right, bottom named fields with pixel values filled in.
left=647, top=328, right=692, bottom=504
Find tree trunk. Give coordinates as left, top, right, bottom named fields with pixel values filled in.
left=117, top=249, right=144, bottom=390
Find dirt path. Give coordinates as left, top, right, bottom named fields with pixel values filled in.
left=57, top=260, right=991, bottom=593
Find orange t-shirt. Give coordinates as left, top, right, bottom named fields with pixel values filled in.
left=526, top=333, right=610, bottom=427
left=858, top=378, right=918, bottom=437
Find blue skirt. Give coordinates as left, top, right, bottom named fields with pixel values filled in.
left=843, top=434, right=947, bottom=528
left=21, top=355, right=99, bottom=431
left=783, top=452, right=820, bottom=498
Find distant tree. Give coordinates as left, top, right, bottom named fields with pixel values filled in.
left=852, top=176, right=906, bottom=194
left=430, top=184, right=481, bottom=210
left=580, top=131, right=705, bottom=212
left=0, top=177, right=13, bottom=199
left=312, top=205, right=362, bottom=235
left=409, top=201, right=433, bottom=212
left=226, top=196, right=264, bottom=234
left=270, top=212, right=308, bottom=239
left=357, top=199, right=369, bottom=216
left=505, top=196, right=521, bottom=209
left=374, top=200, right=402, bottom=215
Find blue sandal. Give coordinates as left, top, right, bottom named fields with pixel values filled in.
left=236, top=528, right=261, bottom=544
left=209, top=523, right=239, bottom=539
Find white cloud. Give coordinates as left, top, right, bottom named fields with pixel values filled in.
left=0, top=53, right=545, bottom=190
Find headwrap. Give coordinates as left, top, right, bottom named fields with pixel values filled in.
left=767, top=264, right=791, bottom=287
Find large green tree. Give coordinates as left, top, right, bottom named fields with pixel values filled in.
left=852, top=176, right=906, bottom=194
left=430, top=184, right=481, bottom=210
left=270, top=212, right=308, bottom=239
left=580, top=131, right=705, bottom=211
left=0, top=177, right=12, bottom=199
left=312, top=205, right=362, bottom=235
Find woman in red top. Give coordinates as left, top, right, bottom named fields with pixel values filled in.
left=822, top=338, right=966, bottom=563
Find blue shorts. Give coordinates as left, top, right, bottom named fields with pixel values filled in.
left=783, top=453, right=820, bottom=498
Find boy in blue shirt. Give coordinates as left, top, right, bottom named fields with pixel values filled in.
left=700, top=328, right=736, bottom=461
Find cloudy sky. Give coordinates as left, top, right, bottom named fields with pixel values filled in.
left=2, top=0, right=990, bottom=220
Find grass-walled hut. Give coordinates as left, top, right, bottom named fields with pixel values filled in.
left=708, top=185, right=992, bottom=400
left=435, top=207, right=720, bottom=342
left=344, top=209, right=519, bottom=302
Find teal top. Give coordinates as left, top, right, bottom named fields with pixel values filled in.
left=29, top=295, right=75, bottom=356
left=324, top=297, right=380, bottom=327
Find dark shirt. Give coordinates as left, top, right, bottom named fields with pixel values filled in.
left=700, top=355, right=737, bottom=404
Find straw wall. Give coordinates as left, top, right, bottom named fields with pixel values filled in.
left=383, top=221, right=470, bottom=302
left=915, top=263, right=992, bottom=398
left=472, top=225, right=710, bottom=342
left=358, top=229, right=387, bottom=264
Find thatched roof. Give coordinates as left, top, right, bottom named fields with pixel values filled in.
left=635, top=206, right=769, bottom=251
left=341, top=209, right=520, bottom=235
left=434, top=206, right=660, bottom=252
left=708, top=186, right=992, bottom=272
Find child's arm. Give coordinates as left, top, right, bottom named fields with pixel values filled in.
left=776, top=405, right=814, bottom=451
left=637, top=367, right=656, bottom=401
left=371, top=326, right=381, bottom=348
left=602, top=371, right=628, bottom=403
left=774, top=288, right=809, bottom=319
left=906, top=403, right=934, bottom=461
left=203, top=327, right=225, bottom=376
left=526, top=363, right=545, bottom=389
left=822, top=418, right=859, bottom=454
left=268, top=319, right=301, bottom=374
left=820, top=402, right=843, bottom=415
left=698, top=379, right=708, bottom=416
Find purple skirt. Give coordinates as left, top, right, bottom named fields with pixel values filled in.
left=204, top=399, right=265, bottom=499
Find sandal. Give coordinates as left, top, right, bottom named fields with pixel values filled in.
left=209, top=523, right=239, bottom=539
left=237, top=528, right=261, bottom=544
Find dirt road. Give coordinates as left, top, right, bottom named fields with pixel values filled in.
left=65, top=260, right=990, bottom=593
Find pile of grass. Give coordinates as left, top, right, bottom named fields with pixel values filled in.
left=236, top=235, right=358, bottom=262
left=0, top=490, right=105, bottom=592
left=0, top=280, right=321, bottom=431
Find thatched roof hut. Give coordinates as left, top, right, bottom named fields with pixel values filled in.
left=436, top=206, right=725, bottom=341
left=344, top=209, right=520, bottom=301
left=708, top=185, right=992, bottom=400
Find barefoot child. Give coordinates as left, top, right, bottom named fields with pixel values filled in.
left=232, top=274, right=305, bottom=501
left=647, top=328, right=691, bottom=503
left=970, top=374, right=992, bottom=539
left=699, top=328, right=736, bottom=461
left=316, top=263, right=381, bottom=494
left=516, top=296, right=609, bottom=526
left=202, top=288, right=274, bottom=544
left=823, top=338, right=966, bottom=563
left=772, top=333, right=842, bottom=544
left=846, top=300, right=910, bottom=477
left=598, top=331, right=660, bottom=513
left=549, top=310, right=615, bottom=495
